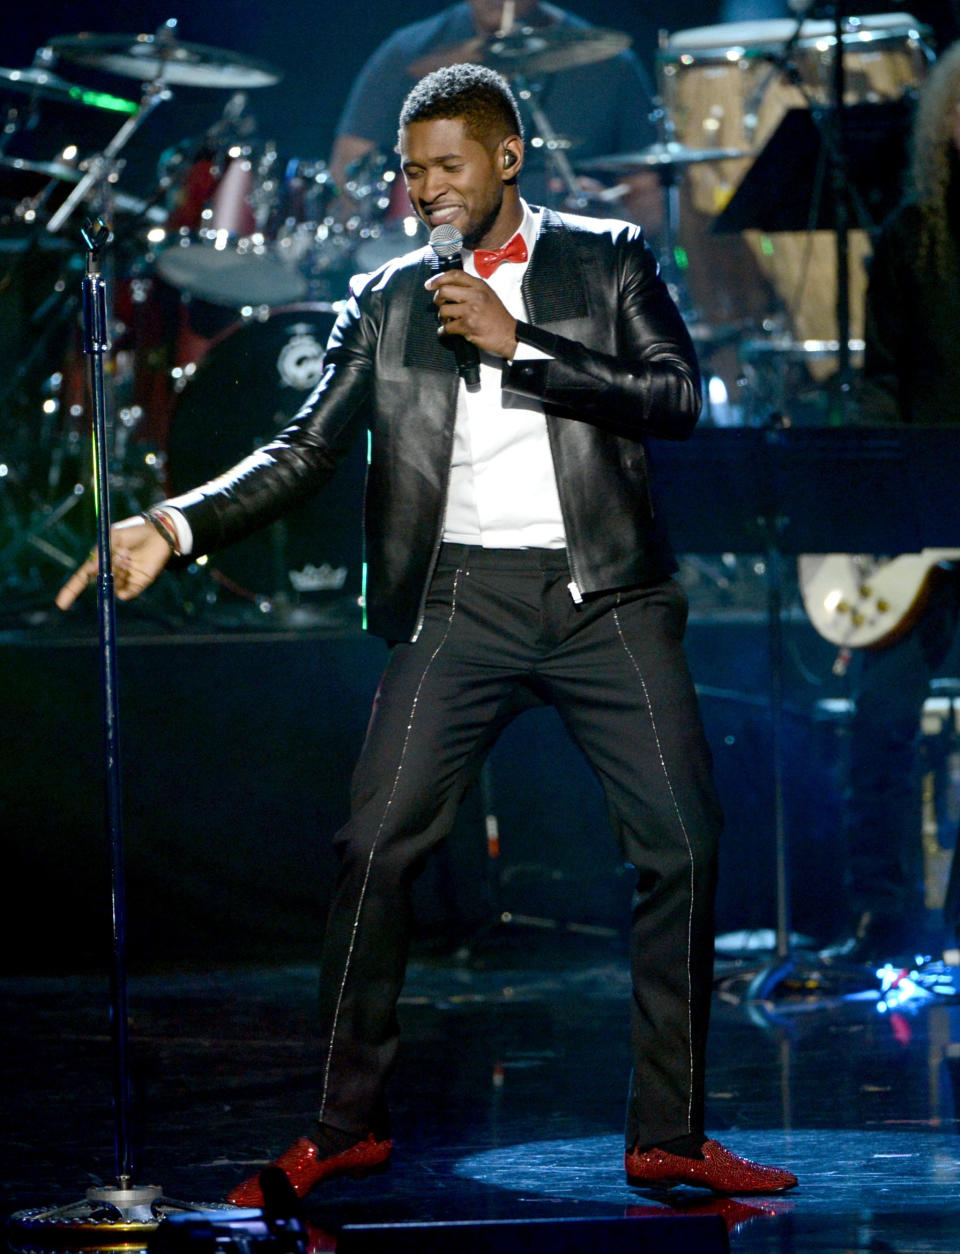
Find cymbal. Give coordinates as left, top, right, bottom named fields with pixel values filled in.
left=47, top=32, right=282, bottom=89
left=407, top=37, right=484, bottom=77
left=408, top=25, right=631, bottom=79
left=0, top=155, right=83, bottom=192
left=485, top=25, right=631, bottom=76
left=577, top=142, right=751, bottom=171
left=0, top=65, right=137, bottom=113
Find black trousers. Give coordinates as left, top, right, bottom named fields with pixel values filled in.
left=315, top=545, right=723, bottom=1150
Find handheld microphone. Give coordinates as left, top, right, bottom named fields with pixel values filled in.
left=429, top=224, right=481, bottom=392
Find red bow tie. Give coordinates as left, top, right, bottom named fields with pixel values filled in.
left=473, top=232, right=528, bottom=278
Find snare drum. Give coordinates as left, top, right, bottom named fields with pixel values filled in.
left=167, top=305, right=367, bottom=604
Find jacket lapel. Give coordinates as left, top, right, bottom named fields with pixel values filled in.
left=522, top=208, right=591, bottom=327
left=401, top=253, right=462, bottom=375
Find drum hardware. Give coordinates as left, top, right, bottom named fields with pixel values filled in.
left=271, top=157, right=351, bottom=287
left=0, top=65, right=177, bottom=591
left=340, top=148, right=393, bottom=210
left=0, top=479, right=87, bottom=578
left=269, top=151, right=421, bottom=292
left=154, top=137, right=310, bottom=309
left=0, top=27, right=286, bottom=605
left=147, top=92, right=312, bottom=308
left=44, top=80, right=172, bottom=236
left=736, top=332, right=866, bottom=425
left=282, top=155, right=339, bottom=222
left=506, top=70, right=587, bottom=211
left=0, top=154, right=168, bottom=229
left=713, top=93, right=912, bottom=408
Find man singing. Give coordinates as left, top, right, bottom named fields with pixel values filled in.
left=58, top=63, right=797, bottom=1201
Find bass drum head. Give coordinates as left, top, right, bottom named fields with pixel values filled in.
left=167, top=303, right=367, bottom=615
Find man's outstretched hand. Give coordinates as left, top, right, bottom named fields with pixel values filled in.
left=55, top=516, right=173, bottom=610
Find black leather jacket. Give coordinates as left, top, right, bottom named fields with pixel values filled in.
left=170, top=207, right=702, bottom=641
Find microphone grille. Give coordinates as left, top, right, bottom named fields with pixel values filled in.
left=429, top=223, right=463, bottom=259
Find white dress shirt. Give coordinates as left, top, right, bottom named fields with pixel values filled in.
left=442, top=201, right=565, bottom=549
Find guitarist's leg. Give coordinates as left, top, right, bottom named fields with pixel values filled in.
left=835, top=572, right=960, bottom=960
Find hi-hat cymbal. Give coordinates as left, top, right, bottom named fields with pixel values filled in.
left=577, top=142, right=751, bottom=171
left=48, top=32, right=282, bottom=89
left=0, top=65, right=137, bottom=113
left=408, top=25, right=631, bottom=78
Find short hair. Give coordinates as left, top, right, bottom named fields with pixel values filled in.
left=398, top=63, right=524, bottom=149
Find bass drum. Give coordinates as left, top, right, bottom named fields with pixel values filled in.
left=166, top=304, right=367, bottom=613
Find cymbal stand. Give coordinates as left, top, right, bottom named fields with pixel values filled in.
left=0, top=270, right=88, bottom=593
left=9, top=220, right=223, bottom=1239
left=648, top=63, right=692, bottom=320
left=828, top=3, right=852, bottom=397
left=510, top=71, right=589, bottom=210
left=45, top=77, right=172, bottom=236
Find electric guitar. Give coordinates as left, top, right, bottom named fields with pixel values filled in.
left=798, top=551, right=960, bottom=649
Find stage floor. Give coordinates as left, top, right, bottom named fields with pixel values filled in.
left=4, top=941, right=960, bottom=1253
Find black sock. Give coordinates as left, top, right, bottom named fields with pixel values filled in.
left=309, top=1122, right=365, bottom=1156
left=634, top=1133, right=706, bottom=1160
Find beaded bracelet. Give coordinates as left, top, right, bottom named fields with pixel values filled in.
left=141, top=508, right=180, bottom=557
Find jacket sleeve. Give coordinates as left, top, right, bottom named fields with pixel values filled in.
left=501, top=230, right=701, bottom=441
left=166, top=286, right=376, bottom=555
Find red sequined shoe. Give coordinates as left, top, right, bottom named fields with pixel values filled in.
left=225, top=1134, right=393, bottom=1207
left=625, top=1139, right=798, bottom=1195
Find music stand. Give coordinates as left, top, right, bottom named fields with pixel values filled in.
left=711, top=99, right=912, bottom=236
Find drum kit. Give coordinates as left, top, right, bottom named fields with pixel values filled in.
left=0, top=11, right=937, bottom=623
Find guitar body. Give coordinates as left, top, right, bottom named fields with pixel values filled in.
left=798, top=550, right=960, bottom=649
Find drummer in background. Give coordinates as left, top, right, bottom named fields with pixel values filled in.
left=328, top=0, right=664, bottom=228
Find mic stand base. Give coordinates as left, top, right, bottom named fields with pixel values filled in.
left=9, top=1185, right=237, bottom=1243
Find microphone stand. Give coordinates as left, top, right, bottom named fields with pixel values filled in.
left=9, top=220, right=225, bottom=1239
left=510, top=68, right=588, bottom=211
